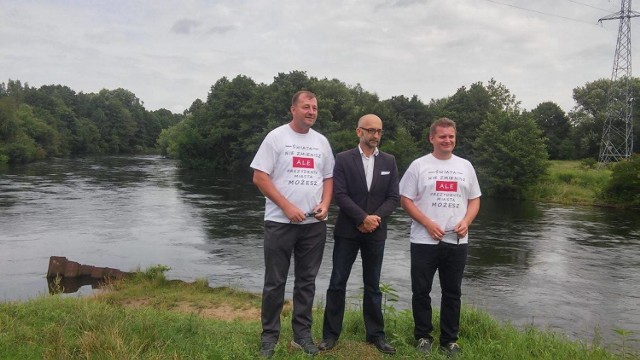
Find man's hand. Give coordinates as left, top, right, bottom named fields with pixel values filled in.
left=284, top=204, right=306, bottom=223
left=424, top=219, right=445, bottom=241
left=358, top=215, right=381, bottom=233
left=453, top=219, right=470, bottom=238
left=312, top=206, right=328, bottom=221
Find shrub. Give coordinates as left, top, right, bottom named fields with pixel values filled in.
left=556, top=172, right=575, bottom=184
left=600, top=154, right=640, bottom=206
left=580, top=158, right=597, bottom=169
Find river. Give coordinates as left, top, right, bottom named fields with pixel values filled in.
left=1, top=155, right=639, bottom=348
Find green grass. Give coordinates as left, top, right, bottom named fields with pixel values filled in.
left=0, top=267, right=637, bottom=359
left=525, top=160, right=612, bottom=206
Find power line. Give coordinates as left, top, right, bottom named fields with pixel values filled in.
left=565, top=0, right=614, bottom=12
left=480, top=0, right=600, bottom=25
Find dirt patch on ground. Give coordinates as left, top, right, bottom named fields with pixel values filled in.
left=118, top=298, right=284, bottom=322
left=174, top=302, right=261, bottom=322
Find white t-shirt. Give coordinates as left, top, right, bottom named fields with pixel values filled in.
left=399, top=153, right=481, bottom=245
left=250, top=124, right=335, bottom=224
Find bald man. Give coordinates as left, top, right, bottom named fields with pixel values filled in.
left=319, top=114, right=399, bottom=354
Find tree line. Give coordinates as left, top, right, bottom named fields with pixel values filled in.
left=0, top=80, right=181, bottom=163
left=2, top=71, right=639, bottom=199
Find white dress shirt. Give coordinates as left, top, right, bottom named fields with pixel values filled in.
left=359, top=144, right=379, bottom=191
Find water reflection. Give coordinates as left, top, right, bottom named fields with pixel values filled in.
left=47, top=276, right=104, bottom=295
left=176, top=168, right=265, bottom=239
left=465, top=201, right=640, bottom=346
left=1, top=156, right=639, bottom=349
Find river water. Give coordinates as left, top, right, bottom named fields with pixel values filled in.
left=1, top=155, right=639, bottom=348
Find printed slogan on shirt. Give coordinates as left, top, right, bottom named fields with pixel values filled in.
left=292, top=156, right=314, bottom=169
left=428, top=171, right=465, bottom=209
left=436, top=181, right=457, bottom=192
left=285, top=146, right=321, bottom=187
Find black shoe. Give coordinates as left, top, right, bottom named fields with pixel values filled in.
left=370, top=338, right=396, bottom=354
left=417, top=337, right=432, bottom=354
left=291, top=337, right=319, bottom=355
left=260, top=342, right=276, bottom=358
left=440, top=342, right=461, bottom=357
left=318, top=338, right=337, bottom=351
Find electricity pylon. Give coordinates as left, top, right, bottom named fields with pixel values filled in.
left=598, top=0, right=639, bottom=164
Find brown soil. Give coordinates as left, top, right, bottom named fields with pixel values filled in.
left=118, top=297, right=292, bottom=322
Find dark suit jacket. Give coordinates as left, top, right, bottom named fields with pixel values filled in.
left=333, top=147, right=400, bottom=241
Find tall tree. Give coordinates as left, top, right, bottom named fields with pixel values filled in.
left=185, top=75, right=269, bottom=172
left=440, top=82, right=493, bottom=160
left=473, top=112, right=548, bottom=198
left=530, top=102, right=572, bottom=159
left=571, top=77, right=640, bottom=158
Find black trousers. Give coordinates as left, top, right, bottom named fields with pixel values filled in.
left=323, top=234, right=387, bottom=342
left=411, top=242, right=468, bottom=345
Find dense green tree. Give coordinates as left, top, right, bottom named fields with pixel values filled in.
left=2, top=80, right=30, bottom=102
left=183, top=75, right=270, bottom=172
left=570, top=79, right=610, bottom=159
left=383, top=94, right=433, bottom=144
left=167, top=71, right=398, bottom=172
left=571, top=78, right=640, bottom=158
left=70, top=117, right=101, bottom=154
left=0, top=96, right=19, bottom=141
left=530, top=102, right=572, bottom=160
left=186, top=98, right=205, bottom=116
left=157, top=117, right=191, bottom=159
left=0, top=79, right=181, bottom=162
left=3, top=133, right=39, bottom=163
left=16, top=104, right=60, bottom=158
left=326, top=129, right=356, bottom=154
left=88, top=89, right=142, bottom=153
left=380, top=126, right=422, bottom=173
left=600, top=154, right=640, bottom=206
left=473, top=112, right=549, bottom=198
left=312, top=78, right=355, bottom=134
left=439, top=82, right=494, bottom=160
left=161, top=116, right=208, bottom=168
left=0, top=97, right=19, bottom=163
left=350, top=84, right=383, bottom=119
left=486, top=78, right=521, bottom=113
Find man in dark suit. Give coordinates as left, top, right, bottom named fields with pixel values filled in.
left=319, top=114, right=400, bottom=354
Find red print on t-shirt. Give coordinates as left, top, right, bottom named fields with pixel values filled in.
left=293, top=157, right=314, bottom=169
left=436, top=181, right=457, bottom=192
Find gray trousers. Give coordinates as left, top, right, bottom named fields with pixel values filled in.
left=261, top=221, right=326, bottom=343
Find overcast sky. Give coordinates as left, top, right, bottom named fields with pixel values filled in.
left=1, top=0, right=637, bottom=114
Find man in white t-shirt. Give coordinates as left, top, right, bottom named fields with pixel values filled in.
left=250, top=90, right=335, bottom=358
left=399, top=117, right=481, bottom=357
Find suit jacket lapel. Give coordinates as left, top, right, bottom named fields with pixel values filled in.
left=351, top=148, right=368, bottom=191
left=370, top=152, right=382, bottom=191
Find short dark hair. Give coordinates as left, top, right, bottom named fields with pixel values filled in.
left=429, top=117, right=456, bottom=136
left=292, top=90, right=317, bottom=106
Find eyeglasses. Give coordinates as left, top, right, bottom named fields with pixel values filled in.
left=358, top=127, right=384, bottom=135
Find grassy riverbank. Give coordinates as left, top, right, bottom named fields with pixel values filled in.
left=525, top=160, right=612, bottom=206
left=1, top=267, right=636, bottom=359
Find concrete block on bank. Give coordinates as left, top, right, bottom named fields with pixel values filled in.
left=47, top=256, right=68, bottom=278
left=47, top=256, right=130, bottom=280
left=64, top=261, right=80, bottom=277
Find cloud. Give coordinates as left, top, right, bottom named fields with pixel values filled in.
left=171, top=19, right=202, bottom=34
left=0, top=0, right=634, bottom=113
left=207, top=25, right=236, bottom=34
left=375, top=0, right=428, bottom=10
